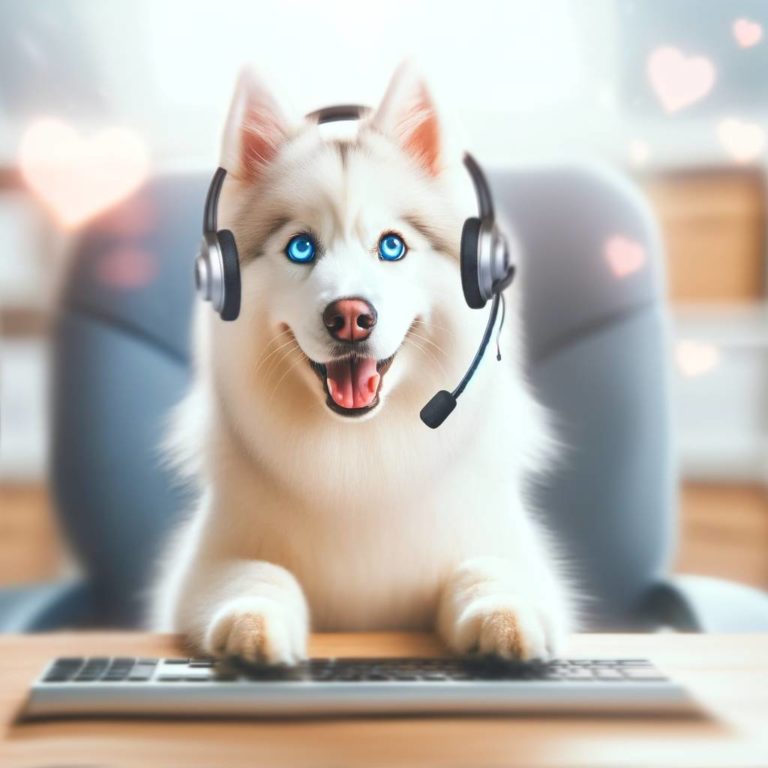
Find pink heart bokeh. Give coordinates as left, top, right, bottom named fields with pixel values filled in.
left=96, top=245, right=157, bottom=290
left=717, top=118, right=766, bottom=164
left=647, top=47, right=716, bottom=113
left=18, top=118, right=149, bottom=229
left=733, top=18, right=763, bottom=48
left=604, top=236, right=646, bottom=278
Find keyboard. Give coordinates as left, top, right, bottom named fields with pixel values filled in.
left=24, top=655, right=696, bottom=718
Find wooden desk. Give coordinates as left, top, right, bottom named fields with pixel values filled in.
left=1, top=633, right=767, bottom=767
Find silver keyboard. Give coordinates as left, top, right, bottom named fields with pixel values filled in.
left=24, top=655, right=697, bottom=717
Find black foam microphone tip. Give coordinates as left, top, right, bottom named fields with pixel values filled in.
left=420, top=390, right=457, bottom=429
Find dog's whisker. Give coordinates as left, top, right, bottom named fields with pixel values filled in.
left=408, top=331, right=449, bottom=358
left=261, top=343, right=302, bottom=385
left=408, top=329, right=452, bottom=358
left=253, top=337, right=302, bottom=380
left=411, top=318, right=458, bottom=338
left=266, top=348, right=307, bottom=406
left=252, top=329, right=295, bottom=368
left=405, top=337, right=450, bottom=381
left=408, top=349, right=450, bottom=386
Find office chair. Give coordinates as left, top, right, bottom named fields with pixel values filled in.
left=2, top=163, right=767, bottom=632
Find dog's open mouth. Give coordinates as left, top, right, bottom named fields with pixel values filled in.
left=309, top=355, right=395, bottom=417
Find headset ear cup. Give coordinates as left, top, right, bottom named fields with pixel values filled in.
left=217, top=229, right=241, bottom=321
left=460, top=217, right=486, bottom=309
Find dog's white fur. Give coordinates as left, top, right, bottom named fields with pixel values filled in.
left=150, top=63, right=576, bottom=663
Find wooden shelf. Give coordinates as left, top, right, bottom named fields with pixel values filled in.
left=642, top=168, right=766, bottom=302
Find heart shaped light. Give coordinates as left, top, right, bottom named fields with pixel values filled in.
left=717, top=118, right=766, bottom=164
left=676, top=341, right=720, bottom=378
left=647, top=47, right=716, bottom=113
left=628, top=139, right=651, bottom=168
left=733, top=18, right=763, bottom=48
left=604, top=236, right=646, bottom=278
left=18, top=118, right=149, bottom=229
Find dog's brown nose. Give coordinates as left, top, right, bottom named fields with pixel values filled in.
left=323, top=298, right=377, bottom=342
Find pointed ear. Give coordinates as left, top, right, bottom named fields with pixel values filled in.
left=221, top=68, right=288, bottom=182
left=370, top=61, right=442, bottom=176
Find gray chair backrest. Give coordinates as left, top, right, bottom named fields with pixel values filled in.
left=51, top=165, right=673, bottom=629
left=491, top=167, right=674, bottom=629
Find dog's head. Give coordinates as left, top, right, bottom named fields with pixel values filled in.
left=215, top=63, right=477, bottom=424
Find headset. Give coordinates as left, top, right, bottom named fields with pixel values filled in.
left=194, top=104, right=517, bottom=429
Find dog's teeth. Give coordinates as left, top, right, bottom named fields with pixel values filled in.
left=367, top=374, right=380, bottom=394
left=327, top=379, right=335, bottom=399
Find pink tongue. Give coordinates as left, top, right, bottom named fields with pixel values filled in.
left=326, top=357, right=380, bottom=409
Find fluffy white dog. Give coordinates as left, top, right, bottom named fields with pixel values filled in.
left=151, top=62, right=576, bottom=664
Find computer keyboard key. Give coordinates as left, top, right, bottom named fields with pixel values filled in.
left=74, top=659, right=110, bottom=681
left=127, top=665, right=157, bottom=681
left=182, top=668, right=214, bottom=681
left=43, top=673, right=73, bottom=683
left=594, top=669, right=624, bottom=680
left=44, top=660, right=84, bottom=682
left=563, top=668, right=595, bottom=680
left=622, top=667, right=667, bottom=681
left=107, top=658, right=134, bottom=668
left=54, top=657, right=84, bottom=667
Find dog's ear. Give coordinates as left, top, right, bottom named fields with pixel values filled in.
left=370, top=61, right=442, bottom=176
left=221, top=67, right=288, bottom=182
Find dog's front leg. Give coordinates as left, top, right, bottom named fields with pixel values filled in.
left=176, top=559, right=309, bottom=665
left=436, top=555, right=571, bottom=662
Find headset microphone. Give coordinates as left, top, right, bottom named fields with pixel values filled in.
left=419, top=293, right=505, bottom=429
left=419, top=154, right=516, bottom=429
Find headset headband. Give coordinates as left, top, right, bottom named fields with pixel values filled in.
left=305, top=104, right=371, bottom=123
left=204, top=166, right=227, bottom=234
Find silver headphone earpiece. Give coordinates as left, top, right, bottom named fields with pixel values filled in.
left=489, top=227, right=515, bottom=292
left=195, top=233, right=226, bottom=313
left=196, top=169, right=241, bottom=321
left=476, top=222, right=510, bottom=303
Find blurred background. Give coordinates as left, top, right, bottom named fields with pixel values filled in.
left=0, top=0, right=766, bottom=602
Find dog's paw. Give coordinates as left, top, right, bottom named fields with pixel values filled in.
left=444, top=594, right=563, bottom=662
left=203, top=596, right=307, bottom=665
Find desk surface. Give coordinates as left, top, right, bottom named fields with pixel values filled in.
left=1, top=632, right=767, bottom=768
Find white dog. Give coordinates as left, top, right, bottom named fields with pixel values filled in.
left=150, top=62, right=576, bottom=664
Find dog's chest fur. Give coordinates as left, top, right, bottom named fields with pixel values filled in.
left=193, top=356, right=542, bottom=633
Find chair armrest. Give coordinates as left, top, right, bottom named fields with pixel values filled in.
left=0, top=579, right=94, bottom=632
left=640, top=575, right=768, bottom=632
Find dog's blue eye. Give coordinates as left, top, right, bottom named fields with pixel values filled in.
left=285, top=234, right=316, bottom=263
left=378, top=233, right=406, bottom=261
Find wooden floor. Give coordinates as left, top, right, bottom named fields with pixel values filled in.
left=1, top=481, right=767, bottom=590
